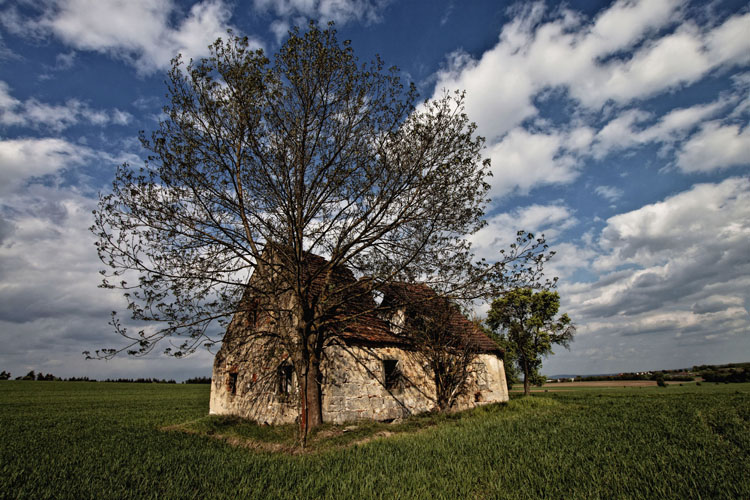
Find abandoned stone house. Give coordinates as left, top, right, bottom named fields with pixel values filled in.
left=209, top=253, right=508, bottom=424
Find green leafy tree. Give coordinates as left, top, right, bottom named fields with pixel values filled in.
left=91, top=23, right=553, bottom=441
left=486, top=289, right=575, bottom=396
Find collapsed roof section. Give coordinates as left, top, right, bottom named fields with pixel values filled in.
left=237, top=249, right=501, bottom=354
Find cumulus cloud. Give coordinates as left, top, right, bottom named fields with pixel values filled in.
left=485, top=128, right=582, bottom=198
left=0, top=185, right=215, bottom=380
left=0, top=81, right=132, bottom=131
left=544, top=178, right=750, bottom=373
left=430, top=0, right=750, bottom=196
left=594, top=177, right=750, bottom=270
left=589, top=96, right=739, bottom=159
left=483, top=123, right=599, bottom=199
left=3, top=0, right=252, bottom=75
left=562, top=177, right=750, bottom=332
left=0, top=137, right=92, bottom=194
left=471, top=202, right=577, bottom=261
left=432, top=0, right=690, bottom=140
left=676, top=121, right=750, bottom=172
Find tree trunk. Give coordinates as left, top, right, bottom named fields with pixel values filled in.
left=305, top=359, right=323, bottom=427
left=299, top=355, right=323, bottom=447
left=522, top=358, right=530, bottom=396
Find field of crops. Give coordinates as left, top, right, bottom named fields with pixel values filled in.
left=1, top=381, right=748, bottom=499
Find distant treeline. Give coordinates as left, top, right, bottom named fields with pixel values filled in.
left=0, top=370, right=211, bottom=384
left=695, top=362, right=750, bottom=383
left=571, top=372, right=695, bottom=382
left=546, top=362, right=750, bottom=384
left=103, top=378, right=177, bottom=384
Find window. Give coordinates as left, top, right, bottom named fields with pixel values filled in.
left=227, top=372, right=238, bottom=395
left=383, top=359, right=400, bottom=391
left=278, top=364, right=293, bottom=396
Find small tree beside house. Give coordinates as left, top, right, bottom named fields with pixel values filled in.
left=487, top=288, right=575, bottom=396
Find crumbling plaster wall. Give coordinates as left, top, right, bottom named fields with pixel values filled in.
left=320, top=345, right=509, bottom=423
left=209, top=330, right=300, bottom=424
left=210, top=340, right=509, bottom=424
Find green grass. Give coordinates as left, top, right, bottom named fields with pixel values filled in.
left=1, top=381, right=748, bottom=499
left=173, top=405, right=485, bottom=453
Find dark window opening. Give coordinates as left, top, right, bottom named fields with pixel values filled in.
left=227, top=372, right=238, bottom=395
left=383, top=359, right=400, bottom=391
left=278, top=364, right=293, bottom=396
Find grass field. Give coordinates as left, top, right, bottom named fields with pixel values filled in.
left=1, top=381, right=748, bottom=499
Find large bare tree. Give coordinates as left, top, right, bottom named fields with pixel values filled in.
left=92, top=23, right=551, bottom=439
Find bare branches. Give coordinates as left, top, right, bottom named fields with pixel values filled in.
left=90, top=23, right=556, bottom=435
left=402, top=296, right=481, bottom=411
left=91, top=25, right=500, bottom=359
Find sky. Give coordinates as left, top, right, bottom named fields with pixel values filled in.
left=0, top=0, right=748, bottom=381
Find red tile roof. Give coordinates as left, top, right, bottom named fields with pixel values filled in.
left=240, top=251, right=500, bottom=354
left=379, top=282, right=501, bottom=353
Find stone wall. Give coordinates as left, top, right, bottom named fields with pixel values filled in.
left=209, top=335, right=300, bottom=424
left=321, top=344, right=436, bottom=423
left=210, top=340, right=508, bottom=424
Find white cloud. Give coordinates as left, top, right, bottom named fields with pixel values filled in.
left=432, top=0, right=686, bottom=142
left=595, top=24, right=709, bottom=106
left=591, top=109, right=651, bottom=159
left=0, top=81, right=132, bottom=131
left=560, top=178, right=750, bottom=331
left=587, top=95, right=740, bottom=161
left=0, top=138, right=92, bottom=194
left=485, top=126, right=591, bottom=199
left=541, top=241, right=598, bottom=282
left=705, top=9, right=750, bottom=67
left=547, top=178, right=750, bottom=374
left=0, top=185, right=215, bottom=380
left=253, top=0, right=390, bottom=26
left=581, top=0, right=681, bottom=55
left=428, top=1, right=749, bottom=196
left=676, top=121, right=750, bottom=173
left=595, top=177, right=750, bottom=270
left=435, top=45, right=536, bottom=143
left=5, top=0, right=252, bottom=75
left=574, top=11, right=750, bottom=107
left=594, top=186, right=623, bottom=202
left=471, top=202, right=577, bottom=261
left=640, top=100, right=728, bottom=143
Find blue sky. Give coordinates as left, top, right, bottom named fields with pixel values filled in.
left=0, top=0, right=748, bottom=380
